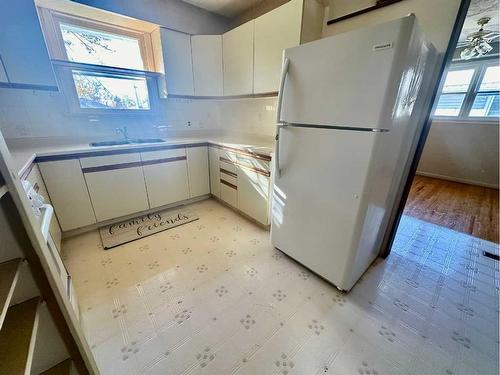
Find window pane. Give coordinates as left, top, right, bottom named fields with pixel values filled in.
left=469, top=92, right=499, bottom=117
left=434, top=93, right=466, bottom=116
left=479, top=66, right=500, bottom=91
left=72, top=70, right=150, bottom=110
left=441, top=69, right=475, bottom=93
left=60, top=23, right=144, bottom=70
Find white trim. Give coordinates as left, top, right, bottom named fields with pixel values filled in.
left=416, top=171, right=499, bottom=189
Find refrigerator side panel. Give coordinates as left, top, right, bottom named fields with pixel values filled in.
left=347, top=26, right=438, bottom=289
left=271, top=127, right=377, bottom=289
left=280, top=16, right=415, bottom=130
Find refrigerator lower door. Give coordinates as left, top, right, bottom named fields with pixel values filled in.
left=271, top=126, right=377, bottom=290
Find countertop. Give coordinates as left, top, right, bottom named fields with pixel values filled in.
left=9, top=136, right=275, bottom=178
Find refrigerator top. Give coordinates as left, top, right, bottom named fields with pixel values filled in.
left=278, top=15, right=427, bottom=130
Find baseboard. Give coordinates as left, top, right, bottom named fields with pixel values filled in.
left=62, top=194, right=211, bottom=239
left=211, top=195, right=270, bottom=230
left=416, top=171, right=499, bottom=189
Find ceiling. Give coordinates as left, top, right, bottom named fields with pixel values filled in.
left=181, top=0, right=267, bottom=18
left=458, top=0, right=499, bottom=44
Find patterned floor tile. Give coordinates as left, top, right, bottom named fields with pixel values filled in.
left=63, top=199, right=499, bottom=375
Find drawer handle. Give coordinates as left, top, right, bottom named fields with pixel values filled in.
left=220, top=179, right=237, bottom=190
left=220, top=168, right=237, bottom=178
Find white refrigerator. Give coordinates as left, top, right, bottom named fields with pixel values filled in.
left=271, top=15, right=439, bottom=291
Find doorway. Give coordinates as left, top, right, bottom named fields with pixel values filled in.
left=402, top=0, right=499, bottom=244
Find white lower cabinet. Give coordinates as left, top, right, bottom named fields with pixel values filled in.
left=81, top=153, right=149, bottom=222
left=208, top=146, right=220, bottom=198
left=41, top=144, right=272, bottom=230
left=220, top=180, right=238, bottom=207
left=38, top=159, right=96, bottom=231
left=141, top=148, right=189, bottom=208
left=237, top=166, right=270, bottom=225
left=186, top=146, right=210, bottom=198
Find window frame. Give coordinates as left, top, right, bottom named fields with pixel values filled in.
left=51, top=13, right=156, bottom=72
left=55, top=61, right=160, bottom=116
left=433, top=57, right=499, bottom=123
left=37, top=8, right=162, bottom=115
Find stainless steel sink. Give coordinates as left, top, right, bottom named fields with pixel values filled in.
left=89, top=138, right=165, bottom=147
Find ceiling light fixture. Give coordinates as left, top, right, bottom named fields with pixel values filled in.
left=461, top=17, right=500, bottom=60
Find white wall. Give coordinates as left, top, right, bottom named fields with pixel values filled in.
left=417, top=120, right=499, bottom=188
left=0, top=87, right=277, bottom=143
left=322, top=0, right=461, bottom=52
left=74, top=0, right=231, bottom=34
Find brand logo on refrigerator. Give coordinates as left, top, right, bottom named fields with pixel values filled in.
left=373, top=42, right=393, bottom=51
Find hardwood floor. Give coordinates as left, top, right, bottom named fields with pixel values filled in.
left=404, top=175, right=499, bottom=243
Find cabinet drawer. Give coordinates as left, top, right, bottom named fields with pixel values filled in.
left=140, top=148, right=186, bottom=162
left=219, top=159, right=237, bottom=174
left=80, top=153, right=141, bottom=168
left=220, top=170, right=237, bottom=186
left=234, top=154, right=270, bottom=173
left=220, top=180, right=238, bottom=207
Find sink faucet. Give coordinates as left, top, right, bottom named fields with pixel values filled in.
left=116, top=126, right=130, bottom=141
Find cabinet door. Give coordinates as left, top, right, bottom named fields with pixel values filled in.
left=191, top=35, right=223, bottom=96
left=186, top=146, right=210, bottom=197
left=161, top=28, right=194, bottom=96
left=223, top=21, right=254, bottom=95
left=0, top=0, right=56, bottom=87
left=81, top=154, right=149, bottom=222
left=141, top=149, right=189, bottom=208
left=254, top=0, right=302, bottom=93
left=38, top=159, right=96, bottom=231
left=237, top=166, right=270, bottom=225
left=208, top=146, right=220, bottom=198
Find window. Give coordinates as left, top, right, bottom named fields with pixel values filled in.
left=469, top=66, right=500, bottom=117
left=72, top=71, right=150, bottom=110
left=59, top=23, right=145, bottom=70
left=434, top=60, right=500, bottom=120
left=38, top=9, right=159, bottom=114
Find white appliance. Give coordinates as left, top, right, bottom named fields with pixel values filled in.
left=271, top=15, right=439, bottom=291
left=22, top=180, right=80, bottom=318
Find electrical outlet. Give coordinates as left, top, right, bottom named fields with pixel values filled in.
left=187, top=121, right=191, bottom=127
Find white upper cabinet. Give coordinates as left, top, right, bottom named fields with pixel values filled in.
left=254, top=0, right=303, bottom=93
left=0, top=0, right=56, bottom=87
left=223, top=21, right=254, bottom=96
left=160, top=28, right=194, bottom=96
left=191, top=35, right=223, bottom=96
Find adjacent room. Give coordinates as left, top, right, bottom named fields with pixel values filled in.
left=0, top=0, right=497, bottom=375
left=404, top=0, right=499, bottom=244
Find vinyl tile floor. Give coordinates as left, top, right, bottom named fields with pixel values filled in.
left=62, top=199, right=499, bottom=375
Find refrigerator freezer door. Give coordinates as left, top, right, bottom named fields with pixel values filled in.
left=279, top=16, right=414, bottom=130
left=271, top=126, right=377, bottom=289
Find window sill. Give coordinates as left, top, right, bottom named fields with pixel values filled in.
left=432, top=116, right=500, bottom=125
left=51, top=59, right=162, bottom=78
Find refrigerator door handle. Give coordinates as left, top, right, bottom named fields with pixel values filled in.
left=275, top=124, right=287, bottom=177
left=276, top=57, right=290, bottom=124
